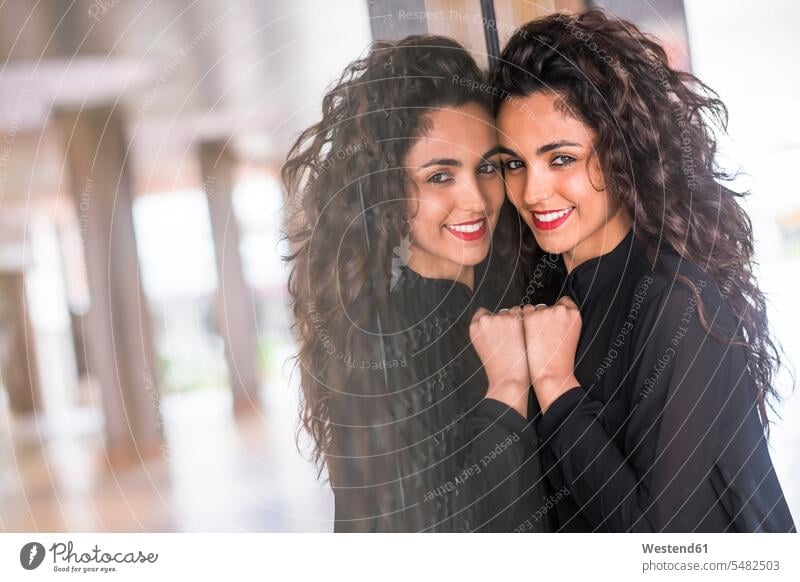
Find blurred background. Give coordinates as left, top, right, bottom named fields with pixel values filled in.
left=0, top=0, right=797, bottom=532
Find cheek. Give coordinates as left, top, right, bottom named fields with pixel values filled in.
left=410, top=196, right=447, bottom=238
left=503, top=174, right=526, bottom=208
left=570, top=189, right=618, bottom=233
left=484, top=180, right=506, bottom=212
left=507, top=178, right=536, bottom=229
left=566, top=161, right=609, bottom=214
left=560, top=173, right=596, bottom=211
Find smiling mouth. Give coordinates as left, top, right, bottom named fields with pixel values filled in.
left=444, top=218, right=487, bottom=241
left=532, top=207, right=575, bottom=231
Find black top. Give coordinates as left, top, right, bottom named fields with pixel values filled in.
left=536, top=229, right=796, bottom=532
left=329, top=266, right=548, bottom=532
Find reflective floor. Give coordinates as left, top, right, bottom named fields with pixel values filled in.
left=1, top=336, right=797, bottom=532
left=0, top=343, right=334, bottom=533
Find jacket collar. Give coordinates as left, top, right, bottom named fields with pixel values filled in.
left=561, top=228, right=642, bottom=305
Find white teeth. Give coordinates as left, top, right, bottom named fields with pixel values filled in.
left=446, top=220, right=484, bottom=233
left=534, top=208, right=573, bottom=222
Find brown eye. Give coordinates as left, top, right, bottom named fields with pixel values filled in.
left=428, top=172, right=453, bottom=184
left=478, top=162, right=498, bottom=175
left=504, top=159, right=525, bottom=171
left=551, top=154, right=576, bottom=167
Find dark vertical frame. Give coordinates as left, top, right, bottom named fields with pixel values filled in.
left=480, top=0, right=501, bottom=70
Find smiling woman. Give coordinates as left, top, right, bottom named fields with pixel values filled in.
left=282, top=35, right=546, bottom=532
left=489, top=8, right=795, bottom=533
left=495, top=92, right=632, bottom=272
left=402, top=103, right=505, bottom=290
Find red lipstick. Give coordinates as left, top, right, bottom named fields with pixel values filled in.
left=531, top=207, right=574, bottom=231
left=444, top=218, right=487, bottom=241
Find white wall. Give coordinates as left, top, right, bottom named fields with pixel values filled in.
left=685, top=0, right=800, bottom=523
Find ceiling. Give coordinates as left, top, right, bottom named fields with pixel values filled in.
left=0, top=0, right=373, bottom=205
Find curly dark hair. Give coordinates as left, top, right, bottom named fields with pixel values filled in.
left=282, top=35, right=521, bottom=474
left=492, top=8, right=787, bottom=428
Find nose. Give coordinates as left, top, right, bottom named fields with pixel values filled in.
left=457, top=175, right=489, bottom=214
left=522, top=165, right=554, bottom=208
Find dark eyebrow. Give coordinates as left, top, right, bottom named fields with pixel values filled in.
left=482, top=145, right=518, bottom=158
left=418, top=158, right=462, bottom=169
left=537, top=141, right=581, bottom=155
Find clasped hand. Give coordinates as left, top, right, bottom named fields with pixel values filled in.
left=469, top=297, right=582, bottom=418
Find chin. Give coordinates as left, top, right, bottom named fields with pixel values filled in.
left=531, top=235, right=566, bottom=256
left=452, top=256, right=484, bottom=268
left=448, top=252, right=486, bottom=269
left=523, top=215, right=582, bottom=255
left=447, top=243, right=490, bottom=263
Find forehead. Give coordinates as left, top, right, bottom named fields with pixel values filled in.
left=406, top=104, right=494, bottom=158
left=496, top=92, right=593, bottom=146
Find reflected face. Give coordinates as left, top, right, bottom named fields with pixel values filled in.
left=403, top=103, right=505, bottom=287
left=495, top=92, right=631, bottom=270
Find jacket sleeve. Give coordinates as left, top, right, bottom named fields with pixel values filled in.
left=537, top=281, right=794, bottom=532
left=412, top=395, right=534, bottom=532
left=329, top=315, right=535, bottom=532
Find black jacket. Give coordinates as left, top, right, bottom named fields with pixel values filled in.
left=536, top=229, right=795, bottom=532
left=329, top=267, right=548, bottom=532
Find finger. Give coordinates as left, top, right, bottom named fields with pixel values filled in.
left=470, top=308, right=491, bottom=331
left=506, top=306, right=525, bottom=335
left=472, top=307, right=491, bottom=321
left=557, top=295, right=579, bottom=310
left=521, top=305, right=538, bottom=325
left=521, top=305, right=540, bottom=333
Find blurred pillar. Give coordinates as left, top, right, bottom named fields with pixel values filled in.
left=368, top=0, right=427, bottom=41
left=0, top=271, right=42, bottom=414
left=57, top=105, right=163, bottom=467
left=198, top=140, right=262, bottom=415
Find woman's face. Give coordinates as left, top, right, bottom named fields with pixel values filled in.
left=403, top=103, right=505, bottom=288
left=495, top=91, right=631, bottom=271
